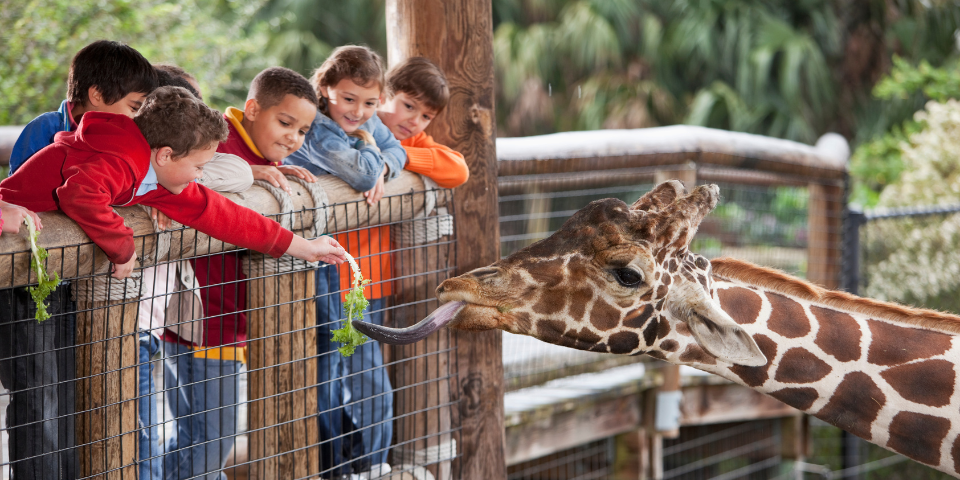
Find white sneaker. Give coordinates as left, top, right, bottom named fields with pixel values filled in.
left=357, top=463, right=392, bottom=479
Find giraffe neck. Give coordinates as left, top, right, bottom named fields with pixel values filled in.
left=678, top=273, right=960, bottom=476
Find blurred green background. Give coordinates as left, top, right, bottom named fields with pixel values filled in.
left=5, top=0, right=960, bottom=207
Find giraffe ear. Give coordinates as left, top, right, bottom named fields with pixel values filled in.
left=631, top=180, right=685, bottom=212
left=667, top=281, right=767, bottom=367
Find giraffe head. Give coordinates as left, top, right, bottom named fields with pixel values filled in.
left=356, top=181, right=766, bottom=366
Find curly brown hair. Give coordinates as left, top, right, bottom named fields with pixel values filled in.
left=133, top=86, right=228, bottom=158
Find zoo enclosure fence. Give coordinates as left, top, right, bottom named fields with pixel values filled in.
left=0, top=170, right=462, bottom=480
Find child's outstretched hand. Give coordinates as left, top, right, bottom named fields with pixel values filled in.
left=148, top=207, right=172, bottom=231
left=363, top=167, right=387, bottom=205
left=276, top=165, right=317, bottom=183
left=285, top=235, right=347, bottom=264
left=0, top=201, right=42, bottom=234
left=251, top=165, right=293, bottom=194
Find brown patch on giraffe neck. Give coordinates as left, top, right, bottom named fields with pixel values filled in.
left=729, top=334, right=777, bottom=387
left=608, top=331, right=641, bottom=354
left=590, top=298, right=622, bottom=331
left=711, top=257, right=960, bottom=335
left=642, top=317, right=659, bottom=347
left=660, top=339, right=678, bottom=352
left=623, top=305, right=654, bottom=329
left=675, top=322, right=692, bottom=336
left=774, top=348, right=832, bottom=384
left=814, top=372, right=885, bottom=441
left=769, top=387, right=819, bottom=411
left=812, top=306, right=861, bottom=362
left=952, top=434, right=960, bottom=473
left=767, top=293, right=811, bottom=338
left=679, top=344, right=716, bottom=365
left=718, top=287, right=762, bottom=325
left=532, top=291, right=566, bottom=316
left=880, top=360, right=955, bottom=407
left=886, top=411, right=950, bottom=466
left=866, top=319, right=952, bottom=366
left=568, top=287, right=593, bottom=321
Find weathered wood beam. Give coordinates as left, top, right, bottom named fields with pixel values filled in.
left=387, top=0, right=505, bottom=479
left=0, top=170, right=429, bottom=288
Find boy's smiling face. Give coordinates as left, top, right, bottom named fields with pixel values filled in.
left=153, top=142, right=217, bottom=194
left=243, top=94, right=317, bottom=163
left=377, top=91, right=437, bottom=141
left=321, top=78, right=383, bottom=134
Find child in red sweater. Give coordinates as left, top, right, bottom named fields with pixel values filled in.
left=378, top=56, right=469, bottom=188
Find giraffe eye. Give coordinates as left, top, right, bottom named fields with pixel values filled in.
left=613, top=268, right=643, bottom=287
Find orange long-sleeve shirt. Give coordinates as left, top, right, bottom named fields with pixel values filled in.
left=335, top=131, right=468, bottom=298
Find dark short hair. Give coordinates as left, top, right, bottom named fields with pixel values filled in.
left=67, top=40, right=157, bottom=107
left=133, top=86, right=228, bottom=158
left=247, top=67, right=318, bottom=110
left=155, top=63, right=201, bottom=99
left=155, top=67, right=200, bottom=99
left=387, top=57, right=449, bottom=112
left=311, top=45, right=385, bottom=97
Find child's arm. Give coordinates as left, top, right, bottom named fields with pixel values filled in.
left=285, top=235, right=347, bottom=264
left=402, top=132, right=470, bottom=188
left=286, top=127, right=386, bottom=192
left=9, top=112, right=63, bottom=174
left=369, top=116, right=407, bottom=182
left=57, top=160, right=139, bottom=265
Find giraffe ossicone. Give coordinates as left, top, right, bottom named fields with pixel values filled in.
left=355, top=181, right=960, bottom=477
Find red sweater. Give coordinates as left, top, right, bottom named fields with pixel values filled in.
left=0, top=112, right=293, bottom=265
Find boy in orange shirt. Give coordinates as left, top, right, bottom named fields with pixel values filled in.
left=377, top=56, right=469, bottom=188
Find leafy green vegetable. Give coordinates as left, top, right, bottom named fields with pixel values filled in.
left=24, top=216, right=60, bottom=322
left=331, top=253, right=369, bottom=356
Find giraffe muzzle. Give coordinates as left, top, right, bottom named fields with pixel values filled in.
left=353, top=300, right=467, bottom=344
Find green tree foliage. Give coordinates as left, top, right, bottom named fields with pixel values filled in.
left=0, top=0, right=277, bottom=124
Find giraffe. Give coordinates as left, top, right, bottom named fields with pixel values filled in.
left=355, top=180, right=960, bottom=477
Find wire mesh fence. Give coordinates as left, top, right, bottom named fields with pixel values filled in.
left=0, top=184, right=459, bottom=480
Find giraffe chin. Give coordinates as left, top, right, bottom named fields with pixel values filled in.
left=353, top=300, right=468, bottom=345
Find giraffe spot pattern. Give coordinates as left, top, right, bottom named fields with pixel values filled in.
left=537, top=320, right=568, bottom=347
left=718, top=287, right=762, bottom=325
left=812, top=306, right=861, bottom=362
left=623, top=305, right=654, bottom=329
left=568, top=287, right=593, bottom=321
left=952, top=434, right=960, bottom=473
left=590, top=298, right=621, bottom=331
left=667, top=258, right=677, bottom=272
left=886, top=411, right=950, bottom=466
left=532, top=291, right=566, bottom=316
left=679, top=344, right=717, bottom=365
left=608, top=331, right=641, bottom=354
left=513, top=312, right=533, bottom=334
left=766, top=293, right=810, bottom=338
left=774, top=348, right=833, bottom=384
left=814, top=372, right=885, bottom=441
left=642, top=317, right=659, bottom=347
left=866, top=319, right=953, bottom=366
left=662, top=274, right=672, bottom=286
left=769, top=387, right=819, bottom=411
left=675, top=322, right=693, bottom=337
left=656, top=284, right=668, bottom=299
left=660, top=339, right=678, bottom=352
left=656, top=315, right=671, bottom=339
left=880, top=360, right=955, bottom=407
left=729, top=334, right=777, bottom=387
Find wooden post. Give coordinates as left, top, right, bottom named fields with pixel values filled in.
left=807, top=182, right=843, bottom=289
left=386, top=1, right=505, bottom=478
left=244, top=260, right=320, bottom=480
left=73, top=278, right=140, bottom=480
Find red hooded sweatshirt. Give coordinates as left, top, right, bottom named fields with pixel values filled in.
left=0, top=112, right=293, bottom=264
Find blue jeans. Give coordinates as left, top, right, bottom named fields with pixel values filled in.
left=0, top=285, right=76, bottom=480
left=139, top=333, right=163, bottom=480
left=316, top=264, right=393, bottom=475
left=161, top=341, right=243, bottom=480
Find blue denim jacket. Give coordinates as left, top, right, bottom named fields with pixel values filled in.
left=9, top=100, right=73, bottom=174
left=285, top=111, right=406, bottom=192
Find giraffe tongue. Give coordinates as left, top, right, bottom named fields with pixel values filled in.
left=353, top=300, right=466, bottom=345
